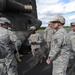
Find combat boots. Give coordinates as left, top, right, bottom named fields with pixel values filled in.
left=17, top=58, right=22, bottom=62
left=33, top=60, right=39, bottom=66
left=39, top=59, right=42, bottom=64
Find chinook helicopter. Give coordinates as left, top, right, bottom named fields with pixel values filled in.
left=0, top=0, right=42, bottom=54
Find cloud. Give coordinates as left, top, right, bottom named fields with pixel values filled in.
left=67, top=15, right=75, bottom=25
left=65, top=1, right=75, bottom=13
left=36, top=0, right=75, bottom=27
left=36, top=0, right=60, bottom=5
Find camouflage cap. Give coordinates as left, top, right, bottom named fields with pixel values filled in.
left=0, top=17, right=11, bottom=24
left=70, top=22, right=75, bottom=26
left=48, top=21, right=52, bottom=25
left=29, top=26, right=36, bottom=30
left=50, top=15, right=65, bottom=25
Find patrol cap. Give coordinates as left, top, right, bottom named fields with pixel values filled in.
left=29, top=26, right=36, bottom=30
left=0, top=17, right=11, bottom=25
left=50, top=15, right=65, bottom=25
left=70, top=22, right=75, bottom=26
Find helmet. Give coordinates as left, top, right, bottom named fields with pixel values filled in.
left=70, top=22, right=75, bottom=26
left=50, top=15, right=65, bottom=25
left=29, top=26, right=36, bottom=30
left=0, top=17, right=11, bottom=25
left=48, top=21, right=52, bottom=25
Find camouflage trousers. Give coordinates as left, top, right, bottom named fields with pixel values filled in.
left=0, top=54, right=18, bottom=75
left=32, top=48, right=43, bottom=61
left=53, top=53, right=69, bottom=75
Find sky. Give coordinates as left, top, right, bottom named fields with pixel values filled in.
left=36, top=0, right=75, bottom=27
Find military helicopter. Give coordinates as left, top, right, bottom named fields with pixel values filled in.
left=0, top=0, right=42, bottom=54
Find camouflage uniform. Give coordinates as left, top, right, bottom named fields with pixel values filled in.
left=0, top=17, right=21, bottom=75
left=29, top=26, right=42, bottom=62
left=44, top=26, right=56, bottom=52
left=68, top=22, right=75, bottom=52
left=29, top=33, right=42, bottom=59
left=47, top=16, right=70, bottom=75
left=67, top=22, right=75, bottom=65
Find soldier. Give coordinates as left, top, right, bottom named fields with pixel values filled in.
left=8, top=27, right=22, bottom=62
left=0, top=17, right=21, bottom=75
left=43, top=21, right=56, bottom=53
left=28, top=26, right=43, bottom=65
left=67, top=22, right=75, bottom=68
left=46, top=15, right=70, bottom=75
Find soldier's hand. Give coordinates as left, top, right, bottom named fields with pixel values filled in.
left=46, top=59, right=51, bottom=65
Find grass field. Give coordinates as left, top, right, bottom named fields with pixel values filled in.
left=36, top=27, right=71, bottom=32
left=36, top=29, right=44, bottom=32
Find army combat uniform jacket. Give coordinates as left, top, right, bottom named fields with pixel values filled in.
left=29, top=32, right=43, bottom=62
left=0, top=27, right=21, bottom=75
left=67, top=30, right=75, bottom=64
left=68, top=30, right=75, bottom=52
left=29, top=33, right=42, bottom=50
left=48, top=28, right=70, bottom=75
left=44, top=27, right=56, bottom=52
left=44, top=27, right=56, bottom=43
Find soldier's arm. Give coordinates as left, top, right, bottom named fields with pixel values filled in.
left=9, top=30, right=22, bottom=50
left=28, top=36, right=31, bottom=44
left=36, top=33, right=42, bottom=44
left=43, top=28, right=48, bottom=41
left=28, top=35, right=35, bottom=44
left=68, top=32, right=75, bottom=52
left=48, top=35, right=63, bottom=61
